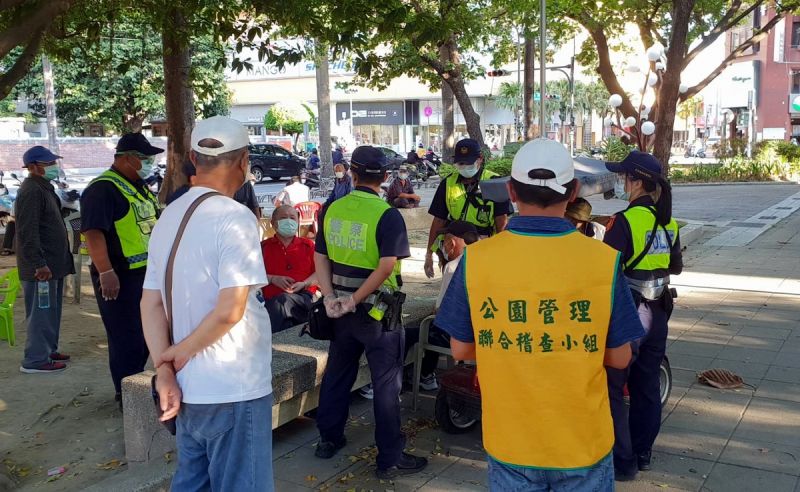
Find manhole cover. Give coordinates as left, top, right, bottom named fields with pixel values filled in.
left=727, top=222, right=764, bottom=228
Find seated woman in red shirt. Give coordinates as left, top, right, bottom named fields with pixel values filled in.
left=261, top=205, right=318, bottom=332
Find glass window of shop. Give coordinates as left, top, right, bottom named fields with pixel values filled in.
left=353, top=125, right=401, bottom=148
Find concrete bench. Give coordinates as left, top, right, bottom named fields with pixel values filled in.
left=122, top=296, right=435, bottom=465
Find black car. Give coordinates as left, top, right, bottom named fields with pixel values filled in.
left=248, top=144, right=306, bottom=182
left=375, top=146, right=407, bottom=170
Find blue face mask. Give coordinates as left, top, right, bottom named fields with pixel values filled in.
left=137, top=156, right=155, bottom=179
left=276, top=218, right=298, bottom=237
left=457, top=164, right=479, bottom=178
left=42, top=165, right=60, bottom=181
left=614, top=176, right=630, bottom=201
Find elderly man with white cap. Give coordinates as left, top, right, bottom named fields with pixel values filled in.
left=435, top=139, right=644, bottom=490
left=141, top=117, right=274, bottom=491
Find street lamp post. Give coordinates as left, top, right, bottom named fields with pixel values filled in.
left=539, top=0, right=547, bottom=138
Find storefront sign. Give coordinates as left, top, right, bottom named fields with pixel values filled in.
left=335, top=101, right=405, bottom=125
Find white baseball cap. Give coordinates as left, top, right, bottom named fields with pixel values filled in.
left=511, top=138, right=575, bottom=194
left=191, top=116, right=250, bottom=156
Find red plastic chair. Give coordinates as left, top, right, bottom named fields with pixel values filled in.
left=294, top=201, right=322, bottom=236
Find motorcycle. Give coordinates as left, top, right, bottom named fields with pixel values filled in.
left=0, top=171, right=15, bottom=228
left=145, top=162, right=165, bottom=193
left=55, top=180, right=81, bottom=218
left=419, top=159, right=439, bottom=178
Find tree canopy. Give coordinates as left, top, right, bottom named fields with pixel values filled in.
left=264, top=100, right=316, bottom=136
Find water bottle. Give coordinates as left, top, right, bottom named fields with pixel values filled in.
left=37, top=281, right=50, bottom=309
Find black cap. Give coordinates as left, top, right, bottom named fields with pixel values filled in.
left=440, top=220, right=479, bottom=240
left=453, top=138, right=481, bottom=164
left=22, top=145, right=61, bottom=167
left=350, top=146, right=389, bottom=175
left=116, top=133, right=164, bottom=156
left=605, top=150, right=662, bottom=182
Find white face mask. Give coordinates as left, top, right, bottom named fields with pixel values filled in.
left=457, top=164, right=479, bottom=178
left=335, top=172, right=345, bottom=179
left=398, top=173, right=409, bottom=180
left=614, top=175, right=630, bottom=201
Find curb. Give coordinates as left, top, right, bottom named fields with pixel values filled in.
left=673, top=181, right=800, bottom=187
left=678, top=223, right=704, bottom=248
left=84, top=460, right=175, bottom=492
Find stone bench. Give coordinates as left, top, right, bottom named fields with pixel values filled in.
left=122, top=296, right=436, bottom=465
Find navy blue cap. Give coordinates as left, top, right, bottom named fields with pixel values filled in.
left=605, top=150, right=663, bottom=182
left=116, top=133, right=164, bottom=156
left=22, top=145, right=61, bottom=167
left=350, top=146, right=389, bottom=175
left=453, top=138, right=481, bottom=164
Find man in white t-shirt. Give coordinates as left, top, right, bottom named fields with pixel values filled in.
left=273, top=175, right=310, bottom=206
left=141, top=116, right=273, bottom=491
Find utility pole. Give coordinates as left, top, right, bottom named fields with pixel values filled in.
left=539, top=0, right=547, bottom=138
left=42, top=55, right=59, bottom=152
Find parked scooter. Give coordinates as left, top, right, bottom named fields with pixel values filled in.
left=145, top=162, right=165, bottom=193
left=0, top=171, right=14, bottom=228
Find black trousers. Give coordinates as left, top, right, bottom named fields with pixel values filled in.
left=265, top=291, right=313, bottom=333
left=91, top=268, right=149, bottom=394
left=316, top=305, right=405, bottom=470
left=608, top=296, right=671, bottom=473
left=2, top=220, right=15, bottom=251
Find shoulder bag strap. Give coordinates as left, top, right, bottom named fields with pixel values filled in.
left=164, top=191, right=221, bottom=344
left=625, top=206, right=661, bottom=273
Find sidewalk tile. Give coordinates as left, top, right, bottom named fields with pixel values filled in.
left=773, top=352, right=800, bottom=369
left=668, top=353, right=715, bottom=372
left=662, top=387, right=751, bottom=437
left=273, top=442, right=361, bottom=486
left=756, top=381, right=800, bottom=404
left=718, top=437, right=800, bottom=476
left=272, top=416, right=320, bottom=446
left=438, top=454, right=488, bottom=486
left=737, top=325, right=793, bottom=341
left=669, top=341, right=726, bottom=358
left=716, top=346, right=778, bottom=365
left=419, top=476, right=486, bottom=491
left=708, top=359, right=770, bottom=381
left=274, top=478, right=313, bottom=491
left=764, top=366, right=800, bottom=384
left=654, top=427, right=727, bottom=461
left=637, top=451, right=713, bottom=491
left=733, top=399, right=800, bottom=447
left=729, top=335, right=785, bottom=352
left=753, top=309, right=800, bottom=324
left=701, top=462, right=797, bottom=492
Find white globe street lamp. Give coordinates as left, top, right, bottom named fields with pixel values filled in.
left=609, top=94, right=623, bottom=108
left=641, top=121, right=656, bottom=135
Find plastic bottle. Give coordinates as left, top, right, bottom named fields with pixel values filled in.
left=37, top=281, right=50, bottom=309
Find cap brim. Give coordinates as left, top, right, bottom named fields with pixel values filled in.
left=605, top=161, right=625, bottom=173
left=453, top=155, right=479, bottom=165
left=143, top=145, right=165, bottom=156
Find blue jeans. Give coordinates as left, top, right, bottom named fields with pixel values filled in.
left=487, top=453, right=614, bottom=492
left=21, top=279, right=65, bottom=368
left=172, top=393, right=274, bottom=492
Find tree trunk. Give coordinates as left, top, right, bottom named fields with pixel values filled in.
left=123, top=115, right=143, bottom=133
left=446, top=77, right=483, bottom=145
left=315, top=42, right=333, bottom=178
left=651, top=0, right=694, bottom=174
left=524, top=35, right=536, bottom=140
left=42, top=55, right=58, bottom=152
left=160, top=8, right=194, bottom=201
left=439, top=43, right=455, bottom=163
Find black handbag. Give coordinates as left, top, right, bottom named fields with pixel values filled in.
left=151, top=191, right=220, bottom=436
left=300, top=297, right=335, bottom=340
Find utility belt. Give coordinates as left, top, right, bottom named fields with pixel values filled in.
left=333, top=287, right=406, bottom=331
left=626, top=275, right=670, bottom=301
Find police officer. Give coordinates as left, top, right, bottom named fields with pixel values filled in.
left=313, top=146, right=428, bottom=479
left=424, top=138, right=512, bottom=278
left=603, top=150, right=683, bottom=479
left=80, top=133, right=161, bottom=405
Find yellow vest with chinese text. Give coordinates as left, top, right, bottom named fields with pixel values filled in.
left=79, top=170, right=158, bottom=269
left=464, top=229, right=619, bottom=469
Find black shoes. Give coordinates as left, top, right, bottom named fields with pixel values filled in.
left=314, top=437, right=347, bottom=459
left=638, top=451, right=652, bottom=471
left=614, top=468, right=638, bottom=482
left=376, top=452, right=428, bottom=479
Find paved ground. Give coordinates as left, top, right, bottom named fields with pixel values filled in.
left=269, top=202, right=800, bottom=491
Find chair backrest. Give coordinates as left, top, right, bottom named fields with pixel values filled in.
left=0, top=268, right=21, bottom=308
left=64, top=212, right=83, bottom=255
left=294, top=201, right=322, bottom=226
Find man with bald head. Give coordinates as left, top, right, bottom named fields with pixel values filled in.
left=260, top=205, right=318, bottom=332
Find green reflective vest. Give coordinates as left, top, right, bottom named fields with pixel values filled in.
left=622, top=206, right=679, bottom=272
left=81, top=170, right=159, bottom=270
left=444, top=168, right=498, bottom=233
left=324, top=190, right=399, bottom=292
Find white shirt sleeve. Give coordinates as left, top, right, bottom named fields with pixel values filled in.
left=143, top=227, right=164, bottom=291
left=436, top=258, right=460, bottom=309
left=217, top=208, right=269, bottom=289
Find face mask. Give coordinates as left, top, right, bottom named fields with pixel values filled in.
left=301, top=179, right=307, bottom=184
left=43, top=165, right=60, bottom=181
left=276, top=218, right=299, bottom=237
left=399, top=173, right=409, bottom=180
left=136, top=156, right=155, bottom=179
left=457, top=164, right=479, bottom=178
left=335, top=172, right=345, bottom=179
left=614, top=176, right=630, bottom=201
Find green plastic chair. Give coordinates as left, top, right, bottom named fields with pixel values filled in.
left=0, top=268, right=21, bottom=346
